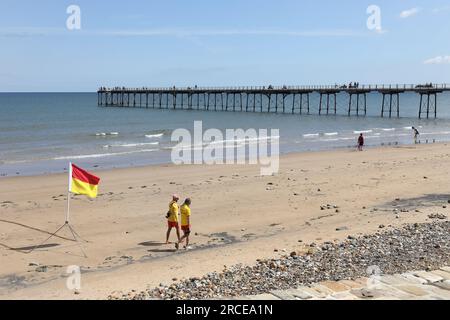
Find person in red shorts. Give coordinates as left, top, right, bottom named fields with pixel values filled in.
left=358, top=134, right=364, bottom=151
left=179, top=198, right=192, bottom=250
left=166, top=194, right=181, bottom=249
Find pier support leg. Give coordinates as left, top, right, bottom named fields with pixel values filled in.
left=225, top=93, right=228, bottom=111
left=292, top=94, right=296, bottom=114
left=319, top=93, right=323, bottom=115
left=246, top=93, right=249, bottom=112
left=356, top=94, right=360, bottom=116
left=348, top=93, right=352, bottom=116
left=326, top=94, right=330, bottom=115
left=275, top=94, right=278, bottom=113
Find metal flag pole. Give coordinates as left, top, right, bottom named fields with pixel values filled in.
left=66, top=162, right=72, bottom=224
left=27, top=162, right=88, bottom=257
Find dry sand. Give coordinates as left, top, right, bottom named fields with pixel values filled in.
left=1, top=143, right=450, bottom=300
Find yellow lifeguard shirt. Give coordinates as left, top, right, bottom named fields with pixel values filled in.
left=168, top=201, right=179, bottom=223
left=180, top=204, right=191, bottom=226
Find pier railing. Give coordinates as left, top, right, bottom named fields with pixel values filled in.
left=98, top=84, right=450, bottom=92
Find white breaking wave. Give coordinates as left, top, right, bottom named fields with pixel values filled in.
left=95, top=132, right=119, bottom=137
left=208, top=136, right=280, bottom=146
left=113, top=142, right=160, bottom=148
left=53, top=149, right=158, bottom=160
left=421, top=131, right=450, bottom=136
left=320, top=137, right=355, bottom=142
left=145, top=133, right=164, bottom=139
left=381, top=128, right=396, bottom=132
left=353, top=130, right=373, bottom=134
left=303, top=133, right=320, bottom=138
left=324, top=132, right=338, bottom=136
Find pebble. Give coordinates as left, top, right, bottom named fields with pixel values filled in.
left=35, top=266, right=48, bottom=273
left=116, top=222, right=450, bottom=300
left=428, top=213, right=447, bottom=220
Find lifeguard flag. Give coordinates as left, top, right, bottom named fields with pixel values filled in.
left=69, top=164, right=101, bottom=198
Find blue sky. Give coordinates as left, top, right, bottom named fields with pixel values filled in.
left=0, top=0, right=449, bottom=91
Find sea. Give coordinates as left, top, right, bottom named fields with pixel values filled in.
left=1, top=91, right=450, bottom=177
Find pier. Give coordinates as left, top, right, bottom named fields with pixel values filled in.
left=97, top=84, right=450, bottom=119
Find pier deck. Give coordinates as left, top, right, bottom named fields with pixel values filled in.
left=97, top=84, right=450, bottom=119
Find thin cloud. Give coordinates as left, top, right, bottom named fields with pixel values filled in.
left=99, top=28, right=367, bottom=37
left=400, top=8, right=421, bottom=18
left=432, top=6, right=450, bottom=14
left=424, top=56, right=450, bottom=65
left=0, top=27, right=370, bottom=38
left=0, top=27, right=64, bottom=37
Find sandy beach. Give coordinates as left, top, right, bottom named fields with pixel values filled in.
left=1, top=143, right=450, bottom=300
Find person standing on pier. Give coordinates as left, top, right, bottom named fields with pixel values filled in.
left=358, top=134, right=365, bottom=151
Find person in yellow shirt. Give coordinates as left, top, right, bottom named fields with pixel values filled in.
left=166, top=194, right=181, bottom=249
left=179, top=198, right=192, bottom=250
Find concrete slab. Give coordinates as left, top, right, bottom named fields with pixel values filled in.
left=401, top=273, right=428, bottom=285
left=440, top=266, right=450, bottom=273
left=379, top=274, right=419, bottom=286
left=338, top=280, right=367, bottom=290
left=320, top=281, right=352, bottom=293
left=393, top=284, right=431, bottom=297
left=245, top=294, right=281, bottom=300
left=330, top=291, right=361, bottom=300
left=413, top=271, right=444, bottom=283
left=270, top=289, right=316, bottom=300
left=430, top=270, right=450, bottom=281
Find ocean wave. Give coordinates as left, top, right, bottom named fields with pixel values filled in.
left=209, top=136, right=280, bottom=145
left=421, top=131, right=450, bottom=136
left=381, top=128, right=396, bottom=132
left=353, top=130, right=373, bottom=134
left=303, top=133, right=320, bottom=138
left=145, top=133, right=164, bottom=139
left=95, top=132, right=119, bottom=137
left=53, top=149, right=158, bottom=160
left=111, top=142, right=160, bottom=148
left=320, top=137, right=355, bottom=142
left=324, top=132, right=338, bottom=136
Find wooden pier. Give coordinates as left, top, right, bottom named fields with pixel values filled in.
left=97, top=84, right=450, bottom=119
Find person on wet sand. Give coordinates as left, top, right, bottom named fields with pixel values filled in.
left=166, top=194, right=181, bottom=249
left=179, top=198, right=192, bottom=250
left=358, top=134, right=364, bottom=151
left=412, top=127, right=420, bottom=144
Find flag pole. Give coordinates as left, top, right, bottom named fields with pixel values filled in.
left=66, top=162, right=72, bottom=224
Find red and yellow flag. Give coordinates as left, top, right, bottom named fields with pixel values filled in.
left=69, top=164, right=101, bottom=198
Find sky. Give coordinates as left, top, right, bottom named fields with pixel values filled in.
left=0, top=0, right=449, bottom=92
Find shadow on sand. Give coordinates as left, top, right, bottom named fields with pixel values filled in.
left=138, top=241, right=166, bottom=247
left=0, top=242, right=60, bottom=252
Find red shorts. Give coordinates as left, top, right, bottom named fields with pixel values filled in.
left=181, top=225, right=191, bottom=233
left=167, top=221, right=179, bottom=229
